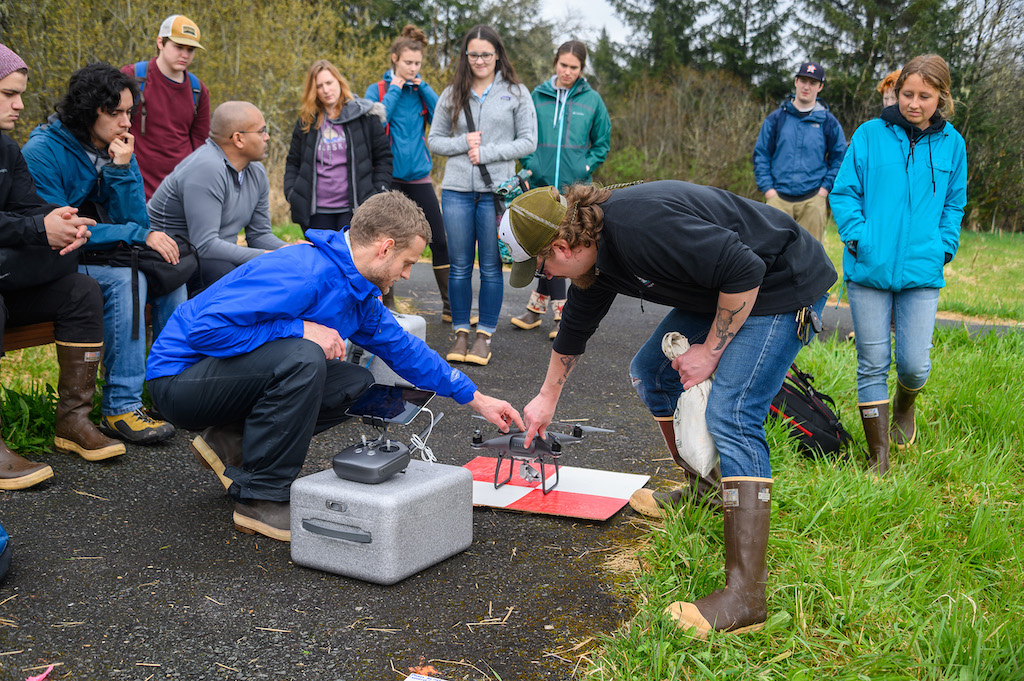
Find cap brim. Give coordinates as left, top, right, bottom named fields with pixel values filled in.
left=171, top=38, right=205, bottom=50
left=509, top=260, right=536, bottom=288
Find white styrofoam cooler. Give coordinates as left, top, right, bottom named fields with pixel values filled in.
left=290, top=459, right=472, bottom=584
left=347, top=312, right=427, bottom=388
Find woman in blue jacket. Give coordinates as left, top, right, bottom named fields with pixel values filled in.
left=830, top=54, right=967, bottom=475
left=366, top=25, right=450, bottom=318
left=511, top=40, right=611, bottom=340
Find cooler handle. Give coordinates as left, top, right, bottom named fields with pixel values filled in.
left=302, top=519, right=372, bottom=543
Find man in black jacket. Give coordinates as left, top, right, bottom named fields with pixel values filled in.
left=500, top=181, right=836, bottom=638
left=0, top=43, right=125, bottom=490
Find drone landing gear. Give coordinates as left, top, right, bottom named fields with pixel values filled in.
left=493, top=449, right=560, bottom=495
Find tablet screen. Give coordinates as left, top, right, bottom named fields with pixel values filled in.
left=345, top=384, right=435, bottom=425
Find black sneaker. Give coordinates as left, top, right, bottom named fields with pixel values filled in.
left=233, top=499, right=291, bottom=542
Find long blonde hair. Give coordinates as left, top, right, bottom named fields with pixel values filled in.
left=299, top=59, right=353, bottom=133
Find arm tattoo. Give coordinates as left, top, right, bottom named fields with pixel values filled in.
left=713, top=302, right=747, bottom=351
left=556, top=355, right=580, bottom=386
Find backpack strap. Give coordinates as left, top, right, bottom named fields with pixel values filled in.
left=186, top=71, right=201, bottom=113
left=134, top=61, right=149, bottom=135
left=377, top=80, right=390, bottom=137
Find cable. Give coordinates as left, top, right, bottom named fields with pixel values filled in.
left=410, top=406, right=437, bottom=463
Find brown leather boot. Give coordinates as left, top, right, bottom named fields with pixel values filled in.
left=190, top=423, right=244, bottom=491
left=859, top=400, right=890, bottom=475
left=0, top=428, right=53, bottom=490
left=511, top=290, right=547, bottom=330
left=465, top=331, right=492, bottom=366
left=446, top=330, right=470, bottom=363
left=52, top=342, right=125, bottom=461
left=890, top=382, right=919, bottom=450
left=665, top=477, right=772, bottom=637
left=629, top=417, right=721, bottom=518
left=433, top=266, right=452, bottom=322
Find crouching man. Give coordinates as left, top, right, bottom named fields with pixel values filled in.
left=146, top=190, right=522, bottom=541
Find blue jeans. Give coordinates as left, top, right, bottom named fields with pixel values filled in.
left=847, top=282, right=939, bottom=403
left=80, top=264, right=187, bottom=415
left=441, top=190, right=502, bottom=334
left=628, top=296, right=826, bottom=479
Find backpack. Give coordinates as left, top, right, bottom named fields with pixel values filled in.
left=376, top=80, right=428, bottom=139
left=769, top=363, right=853, bottom=459
left=133, top=60, right=202, bottom=135
left=0, top=521, right=10, bottom=582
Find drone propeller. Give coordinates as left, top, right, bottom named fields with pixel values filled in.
left=470, top=414, right=614, bottom=434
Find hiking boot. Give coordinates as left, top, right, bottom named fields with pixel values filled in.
left=665, top=478, right=772, bottom=638
left=0, top=430, right=53, bottom=491
left=52, top=342, right=126, bottom=461
left=890, top=382, right=919, bottom=450
left=446, top=330, right=470, bottom=363
left=190, top=423, right=244, bottom=491
left=860, top=400, right=890, bottom=475
left=233, top=499, right=291, bottom=542
left=464, top=331, right=492, bottom=366
left=100, top=408, right=175, bottom=445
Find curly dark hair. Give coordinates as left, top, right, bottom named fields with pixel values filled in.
left=55, top=62, right=138, bottom=147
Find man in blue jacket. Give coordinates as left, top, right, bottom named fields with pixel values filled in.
left=22, top=62, right=183, bottom=445
left=146, top=190, right=523, bottom=542
left=753, top=62, right=847, bottom=243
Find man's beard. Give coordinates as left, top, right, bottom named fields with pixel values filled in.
left=571, top=267, right=598, bottom=290
left=365, top=261, right=393, bottom=294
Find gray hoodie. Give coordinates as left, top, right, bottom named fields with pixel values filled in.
left=428, top=72, right=537, bottom=193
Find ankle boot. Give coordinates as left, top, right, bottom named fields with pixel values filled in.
left=465, top=331, right=492, bottom=366
left=548, top=299, right=566, bottom=339
left=890, top=383, right=919, bottom=449
left=446, top=330, right=470, bottom=363
left=52, top=342, right=126, bottom=461
left=433, top=266, right=452, bottom=322
left=859, top=400, right=890, bottom=475
left=191, top=422, right=244, bottom=491
left=511, top=290, right=547, bottom=330
left=0, top=428, right=54, bottom=490
left=665, top=477, right=772, bottom=637
left=629, top=417, right=721, bottom=518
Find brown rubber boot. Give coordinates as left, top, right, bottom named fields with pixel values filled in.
left=446, top=330, right=470, bottom=363
left=511, top=290, right=547, bottom=330
left=382, top=287, right=396, bottom=310
left=859, top=400, right=890, bottom=475
left=548, top=299, right=566, bottom=340
left=665, top=477, right=772, bottom=637
left=890, top=382, right=919, bottom=450
left=433, top=266, right=452, bottom=322
left=0, top=428, right=54, bottom=490
left=52, top=342, right=125, bottom=461
left=465, top=331, right=492, bottom=366
left=190, top=423, right=244, bottom=491
left=628, top=417, right=721, bottom=518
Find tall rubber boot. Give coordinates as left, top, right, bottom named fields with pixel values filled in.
left=52, top=342, right=126, bottom=461
left=890, top=382, right=919, bottom=450
left=859, top=400, right=890, bottom=475
left=665, top=477, right=772, bottom=638
left=433, top=265, right=452, bottom=322
left=629, top=417, right=721, bottom=518
left=0, top=425, right=53, bottom=490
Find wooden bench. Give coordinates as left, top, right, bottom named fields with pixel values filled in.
left=3, top=306, right=153, bottom=355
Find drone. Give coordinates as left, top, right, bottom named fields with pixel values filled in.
left=470, top=418, right=613, bottom=495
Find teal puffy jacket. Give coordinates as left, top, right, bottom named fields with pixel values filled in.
left=830, top=114, right=966, bottom=291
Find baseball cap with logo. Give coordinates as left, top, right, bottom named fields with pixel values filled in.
left=795, top=61, right=824, bottom=82
left=159, top=15, right=205, bottom=50
left=498, top=186, right=568, bottom=288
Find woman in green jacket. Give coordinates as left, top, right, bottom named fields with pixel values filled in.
left=511, top=41, right=611, bottom=339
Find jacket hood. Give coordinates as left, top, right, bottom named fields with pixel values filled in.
left=781, top=95, right=830, bottom=121
left=880, top=104, right=946, bottom=140
left=29, top=116, right=91, bottom=161
left=534, top=76, right=593, bottom=98
left=304, top=227, right=382, bottom=298
left=333, top=97, right=387, bottom=125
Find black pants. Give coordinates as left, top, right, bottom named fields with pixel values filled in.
left=148, top=338, right=373, bottom=501
left=0, top=272, right=103, bottom=358
left=536, top=276, right=566, bottom=299
left=305, top=211, right=354, bottom=233
left=394, top=180, right=449, bottom=268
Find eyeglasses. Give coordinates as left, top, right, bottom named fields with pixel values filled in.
left=534, top=258, right=546, bottom=280
left=236, top=127, right=269, bottom=136
left=466, top=52, right=496, bottom=63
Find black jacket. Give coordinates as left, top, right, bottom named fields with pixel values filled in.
left=283, top=99, right=393, bottom=228
left=554, top=180, right=838, bottom=356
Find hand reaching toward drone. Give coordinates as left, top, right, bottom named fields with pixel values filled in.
left=468, top=391, right=524, bottom=433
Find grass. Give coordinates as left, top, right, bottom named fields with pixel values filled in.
left=586, top=328, right=1024, bottom=680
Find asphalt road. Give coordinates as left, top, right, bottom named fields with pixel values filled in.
left=1, top=263, right=1014, bottom=681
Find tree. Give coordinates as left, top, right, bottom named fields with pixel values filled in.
left=705, top=0, right=789, bottom=100
left=608, top=0, right=708, bottom=74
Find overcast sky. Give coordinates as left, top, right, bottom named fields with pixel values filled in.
left=539, top=0, right=633, bottom=46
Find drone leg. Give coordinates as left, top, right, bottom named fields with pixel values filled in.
left=539, top=455, right=560, bottom=495
left=494, top=451, right=513, bottom=489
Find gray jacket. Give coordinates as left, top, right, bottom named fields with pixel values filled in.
left=428, top=72, right=537, bottom=193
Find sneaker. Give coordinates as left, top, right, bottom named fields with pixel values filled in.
left=233, top=499, right=291, bottom=542
left=99, top=409, right=175, bottom=444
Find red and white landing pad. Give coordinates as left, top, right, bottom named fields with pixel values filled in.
left=463, top=456, right=650, bottom=520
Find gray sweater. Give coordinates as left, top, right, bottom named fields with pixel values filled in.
left=427, top=72, right=537, bottom=193
left=148, top=139, right=286, bottom=265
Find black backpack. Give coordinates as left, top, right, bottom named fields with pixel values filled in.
left=769, top=363, right=853, bottom=459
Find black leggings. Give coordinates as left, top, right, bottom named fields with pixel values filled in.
left=1, top=272, right=103, bottom=357
left=536, top=276, right=566, bottom=299
left=394, top=180, right=449, bottom=268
